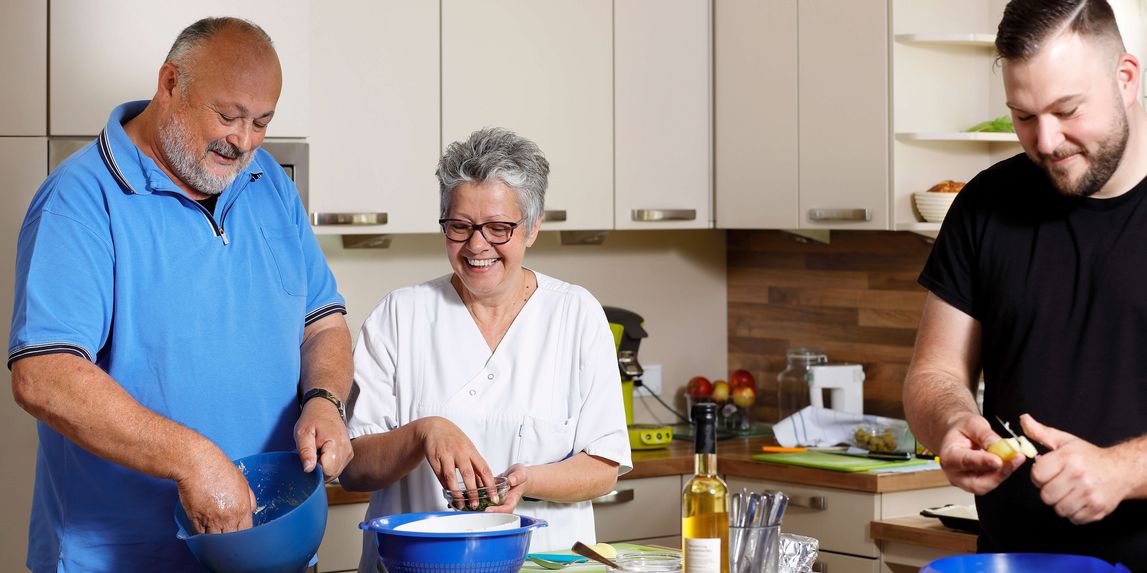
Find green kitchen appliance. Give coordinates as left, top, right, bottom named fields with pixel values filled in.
left=604, top=306, right=673, bottom=450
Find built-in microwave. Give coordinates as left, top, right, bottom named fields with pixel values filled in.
left=47, top=137, right=309, bottom=211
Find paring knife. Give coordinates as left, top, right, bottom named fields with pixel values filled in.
left=995, top=415, right=1022, bottom=440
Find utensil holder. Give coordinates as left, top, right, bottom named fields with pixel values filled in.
left=729, top=525, right=779, bottom=573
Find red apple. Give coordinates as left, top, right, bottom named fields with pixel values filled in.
left=732, top=386, right=757, bottom=409
left=730, top=369, right=756, bottom=391
left=711, top=380, right=730, bottom=402
left=686, top=376, right=713, bottom=399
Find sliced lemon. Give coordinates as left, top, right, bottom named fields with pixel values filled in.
left=590, top=543, right=617, bottom=559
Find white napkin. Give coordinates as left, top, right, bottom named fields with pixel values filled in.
left=772, top=406, right=913, bottom=450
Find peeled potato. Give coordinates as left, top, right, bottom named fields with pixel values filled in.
left=987, top=438, right=1021, bottom=461
left=591, top=543, right=617, bottom=559
left=1017, top=435, right=1038, bottom=459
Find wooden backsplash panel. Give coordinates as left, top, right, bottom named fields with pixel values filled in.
left=727, top=230, right=933, bottom=421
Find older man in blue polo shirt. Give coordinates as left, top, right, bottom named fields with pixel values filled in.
left=7, top=17, right=353, bottom=572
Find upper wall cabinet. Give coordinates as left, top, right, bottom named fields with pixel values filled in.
left=308, top=1, right=440, bottom=235
left=614, top=0, right=712, bottom=230
left=716, top=0, right=889, bottom=230
left=49, top=0, right=310, bottom=137
left=442, top=0, right=614, bottom=231
left=1, top=1, right=47, bottom=136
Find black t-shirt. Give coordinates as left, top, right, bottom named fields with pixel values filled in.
left=919, top=153, right=1147, bottom=568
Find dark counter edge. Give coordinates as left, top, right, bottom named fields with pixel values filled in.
left=327, top=437, right=953, bottom=506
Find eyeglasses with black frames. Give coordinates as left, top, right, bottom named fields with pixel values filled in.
left=438, top=218, right=522, bottom=245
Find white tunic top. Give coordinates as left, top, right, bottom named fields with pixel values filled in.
left=348, top=271, right=632, bottom=572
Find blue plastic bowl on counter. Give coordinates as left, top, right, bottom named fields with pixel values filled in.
left=922, top=553, right=1131, bottom=573
left=361, top=511, right=548, bottom=573
left=174, top=451, right=327, bottom=573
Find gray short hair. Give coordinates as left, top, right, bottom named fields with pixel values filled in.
left=164, top=17, right=275, bottom=96
left=436, top=128, right=549, bottom=233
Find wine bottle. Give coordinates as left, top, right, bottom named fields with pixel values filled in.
left=682, top=402, right=729, bottom=573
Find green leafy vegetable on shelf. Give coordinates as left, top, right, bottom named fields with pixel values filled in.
left=966, top=114, right=1014, bottom=133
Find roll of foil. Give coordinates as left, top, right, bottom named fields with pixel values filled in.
left=778, top=533, right=819, bottom=573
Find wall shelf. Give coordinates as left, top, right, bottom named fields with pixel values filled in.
left=894, top=33, right=995, bottom=47
left=896, top=131, right=1018, bottom=142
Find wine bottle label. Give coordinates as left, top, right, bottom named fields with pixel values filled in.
left=683, top=537, right=721, bottom=573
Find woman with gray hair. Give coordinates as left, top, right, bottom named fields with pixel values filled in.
left=340, top=128, right=632, bottom=567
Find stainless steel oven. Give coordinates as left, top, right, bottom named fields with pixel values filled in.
left=48, top=137, right=309, bottom=211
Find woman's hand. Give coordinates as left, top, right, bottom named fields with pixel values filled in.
left=486, top=463, right=529, bottom=513
left=416, top=416, right=497, bottom=510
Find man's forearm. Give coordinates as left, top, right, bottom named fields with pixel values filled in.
left=904, top=369, right=981, bottom=453
left=300, top=314, right=353, bottom=402
left=11, top=354, right=222, bottom=483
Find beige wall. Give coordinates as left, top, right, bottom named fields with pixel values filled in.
left=322, top=229, right=729, bottom=425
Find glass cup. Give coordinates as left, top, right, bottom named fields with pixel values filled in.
left=729, top=525, right=780, bottom=573
left=609, top=551, right=683, bottom=573
left=441, top=476, right=510, bottom=511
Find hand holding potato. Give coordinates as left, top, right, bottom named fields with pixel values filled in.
left=938, top=413, right=1026, bottom=495
left=1022, top=414, right=1138, bottom=525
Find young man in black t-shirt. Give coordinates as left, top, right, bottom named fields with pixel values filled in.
left=905, top=0, right=1147, bottom=567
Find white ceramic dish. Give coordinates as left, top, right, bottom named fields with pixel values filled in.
left=394, top=512, right=521, bottom=533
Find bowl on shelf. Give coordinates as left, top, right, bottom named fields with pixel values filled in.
left=914, top=191, right=958, bottom=223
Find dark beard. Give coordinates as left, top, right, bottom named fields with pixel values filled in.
left=1040, top=112, right=1129, bottom=198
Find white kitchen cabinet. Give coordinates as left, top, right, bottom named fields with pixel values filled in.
left=798, top=0, right=889, bottom=230
left=317, top=502, right=367, bottom=573
left=726, top=477, right=971, bottom=572
left=593, top=475, right=683, bottom=546
left=714, top=0, right=799, bottom=229
left=1, top=1, right=47, bottom=135
left=0, top=137, right=47, bottom=573
left=49, top=0, right=310, bottom=137
left=307, top=0, right=440, bottom=235
left=614, top=0, right=712, bottom=230
left=442, top=0, right=613, bottom=231
left=715, top=0, right=888, bottom=230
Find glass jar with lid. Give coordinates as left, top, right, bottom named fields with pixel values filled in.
left=775, top=348, right=827, bottom=422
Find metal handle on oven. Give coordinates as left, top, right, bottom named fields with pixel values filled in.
left=631, top=209, right=697, bottom=222
left=590, top=489, right=635, bottom=506
left=807, top=208, right=872, bottom=222
left=310, top=212, right=389, bottom=226
left=788, top=495, right=827, bottom=511
left=543, top=210, right=567, bottom=222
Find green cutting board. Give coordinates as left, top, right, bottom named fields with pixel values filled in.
left=520, top=543, right=676, bottom=572
left=751, top=451, right=931, bottom=472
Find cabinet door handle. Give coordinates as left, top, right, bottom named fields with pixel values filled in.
left=311, top=212, right=389, bottom=226
left=812, top=561, right=827, bottom=573
left=590, top=489, right=635, bottom=506
left=807, top=208, right=872, bottom=222
left=543, top=210, right=567, bottom=222
left=788, top=495, right=827, bottom=511
left=631, top=209, right=697, bottom=222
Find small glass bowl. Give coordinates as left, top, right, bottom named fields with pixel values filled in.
left=441, top=476, right=510, bottom=511
left=608, top=551, right=682, bottom=573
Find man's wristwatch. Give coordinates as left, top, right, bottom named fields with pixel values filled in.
left=299, top=388, right=346, bottom=422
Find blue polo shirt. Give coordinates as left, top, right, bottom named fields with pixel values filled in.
left=8, top=101, right=346, bottom=573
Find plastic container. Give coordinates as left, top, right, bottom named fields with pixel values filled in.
left=922, top=553, right=1131, bottom=573
left=441, top=476, right=510, bottom=511
left=174, top=451, right=327, bottom=573
left=361, top=511, right=547, bottom=573
left=608, top=551, right=683, bottom=573
left=775, top=348, right=827, bottom=422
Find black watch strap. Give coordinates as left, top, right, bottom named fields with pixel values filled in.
left=300, top=388, right=346, bottom=422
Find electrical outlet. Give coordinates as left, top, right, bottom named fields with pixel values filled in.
left=639, top=364, right=662, bottom=396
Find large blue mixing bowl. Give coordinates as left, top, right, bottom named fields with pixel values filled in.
left=922, top=553, right=1132, bottom=573
left=361, top=511, right=548, bottom=573
left=175, top=451, right=327, bottom=573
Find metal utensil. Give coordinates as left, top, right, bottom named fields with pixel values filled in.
left=996, top=415, right=1021, bottom=440
left=572, top=542, right=621, bottom=570
left=527, top=555, right=590, bottom=569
